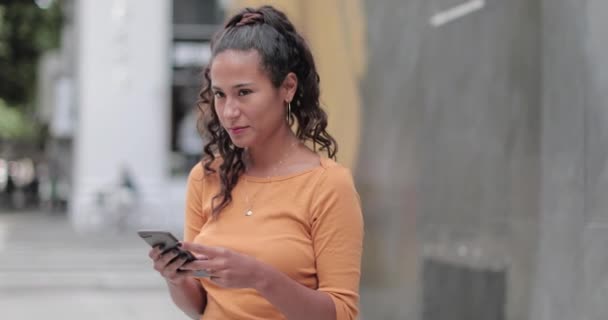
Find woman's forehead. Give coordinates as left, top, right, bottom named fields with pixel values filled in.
left=210, top=49, right=265, bottom=80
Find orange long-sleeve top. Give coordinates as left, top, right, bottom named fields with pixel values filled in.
left=183, top=157, right=364, bottom=320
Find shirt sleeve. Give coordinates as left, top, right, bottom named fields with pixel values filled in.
left=184, top=163, right=207, bottom=242
left=310, top=166, right=364, bottom=320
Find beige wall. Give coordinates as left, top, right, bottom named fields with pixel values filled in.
left=230, top=0, right=367, bottom=169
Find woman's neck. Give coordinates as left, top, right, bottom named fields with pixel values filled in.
left=245, top=129, right=301, bottom=174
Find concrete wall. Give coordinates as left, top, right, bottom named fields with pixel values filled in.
left=585, top=2, right=608, bottom=317
left=531, top=1, right=608, bottom=320
left=357, top=1, right=540, bottom=319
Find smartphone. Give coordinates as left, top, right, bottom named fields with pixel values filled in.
left=137, top=230, right=210, bottom=278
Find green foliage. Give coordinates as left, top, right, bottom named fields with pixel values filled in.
left=0, top=98, right=37, bottom=139
left=0, top=0, right=63, bottom=108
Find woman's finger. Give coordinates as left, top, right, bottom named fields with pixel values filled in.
left=148, top=248, right=158, bottom=260
left=181, top=257, right=226, bottom=273
left=158, top=248, right=180, bottom=267
left=180, top=242, right=227, bottom=258
left=149, top=246, right=162, bottom=260
left=192, top=253, right=209, bottom=260
left=208, top=270, right=229, bottom=286
left=165, top=254, right=188, bottom=275
left=161, top=254, right=185, bottom=278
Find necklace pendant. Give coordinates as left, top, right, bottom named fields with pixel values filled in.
left=245, top=210, right=253, bottom=216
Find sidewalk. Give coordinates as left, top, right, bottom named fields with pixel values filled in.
left=0, top=210, right=186, bottom=320
left=0, top=210, right=409, bottom=320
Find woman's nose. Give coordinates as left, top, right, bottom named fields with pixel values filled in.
left=222, top=97, right=241, bottom=119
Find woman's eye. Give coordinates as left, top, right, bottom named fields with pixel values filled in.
left=238, top=89, right=251, bottom=96
left=213, top=91, right=224, bottom=98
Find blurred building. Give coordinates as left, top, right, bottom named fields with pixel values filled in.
left=34, top=1, right=608, bottom=320
left=37, top=0, right=225, bottom=232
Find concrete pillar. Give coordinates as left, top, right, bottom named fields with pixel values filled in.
left=71, top=0, right=179, bottom=232
left=532, top=1, right=608, bottom=320
left=584, top=2, right=608, bottom=318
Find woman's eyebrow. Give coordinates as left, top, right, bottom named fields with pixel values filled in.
left=233, top=83, right=254, bottom=89
left=212, top=83, right=254, bottom=91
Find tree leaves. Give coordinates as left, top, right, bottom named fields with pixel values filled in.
left=0, top=1, right=62, bottom=107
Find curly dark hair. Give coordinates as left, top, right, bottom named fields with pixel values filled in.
left=197, top=5, right=337, bottom=217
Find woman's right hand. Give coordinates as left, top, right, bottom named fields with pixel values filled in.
left=148, top=246, right=191, bottom=286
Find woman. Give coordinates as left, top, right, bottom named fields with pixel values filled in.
left=148, top=5, right=364, bottom=320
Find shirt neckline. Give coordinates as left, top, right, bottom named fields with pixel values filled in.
left=242, top=156, right=330, bottom=183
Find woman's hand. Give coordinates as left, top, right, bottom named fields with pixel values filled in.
left=179, top=242, right=269, bottom=289
left=148, top=246, right=192, bottom=286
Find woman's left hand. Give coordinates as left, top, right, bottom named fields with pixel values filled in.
left=179, top=242, right=268, bottom=289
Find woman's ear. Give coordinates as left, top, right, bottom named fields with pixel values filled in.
left=282, top=72, right=298, bottom=102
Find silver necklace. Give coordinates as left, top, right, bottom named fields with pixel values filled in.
left=242, top=140, right=299, bottom=217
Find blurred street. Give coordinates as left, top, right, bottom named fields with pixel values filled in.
left=0, top=210, right=186, bottom=320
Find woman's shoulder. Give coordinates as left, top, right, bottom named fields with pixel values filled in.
left=317, top=157, right=357, bottom=190
left=319, top=157, right=353, bottom=176
left=187, top=156, right=222, bottom=183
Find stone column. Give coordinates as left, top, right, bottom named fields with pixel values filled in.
left=71, top=0, right=175, bottom=232
left=532, top=1, right=608, bottom=319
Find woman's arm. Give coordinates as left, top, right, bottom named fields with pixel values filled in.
left=148, top=246, right=208, bottom=319
left=254, top=265, right=336, bottom=320
left=180, top=242, right=337, bottom=320
left=167, top=278, right=207, bottom=320
left=177, top=163, right=209, bottom=319
left=253, top=166, right=364, bottom=320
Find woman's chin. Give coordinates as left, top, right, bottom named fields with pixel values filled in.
left=233, top=142, right=248, bottom=149
left=229, top=136, right=251, bottom=149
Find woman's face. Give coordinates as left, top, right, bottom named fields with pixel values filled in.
left=210, top=49, right=296, bottom=148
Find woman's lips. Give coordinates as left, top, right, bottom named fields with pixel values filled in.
left=229, top=126, right=249, bottom=135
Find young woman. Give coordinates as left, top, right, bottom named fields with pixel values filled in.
left=148, top=6, right=364, bottom=320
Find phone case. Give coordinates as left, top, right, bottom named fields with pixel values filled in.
left=137, top=230, right=210, bottom=278
left=138, top=230, right=180, bottom=248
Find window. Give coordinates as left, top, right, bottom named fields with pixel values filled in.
left=170, top=0, right=224, bottom=175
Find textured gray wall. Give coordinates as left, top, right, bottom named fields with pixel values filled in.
left=357, top=1, right=540, bottom=319
left=356, top=1, right=427, bottom=319
left=585, top=1, right=608, bottom=318
left=531, top=1, right=608, bottom=320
